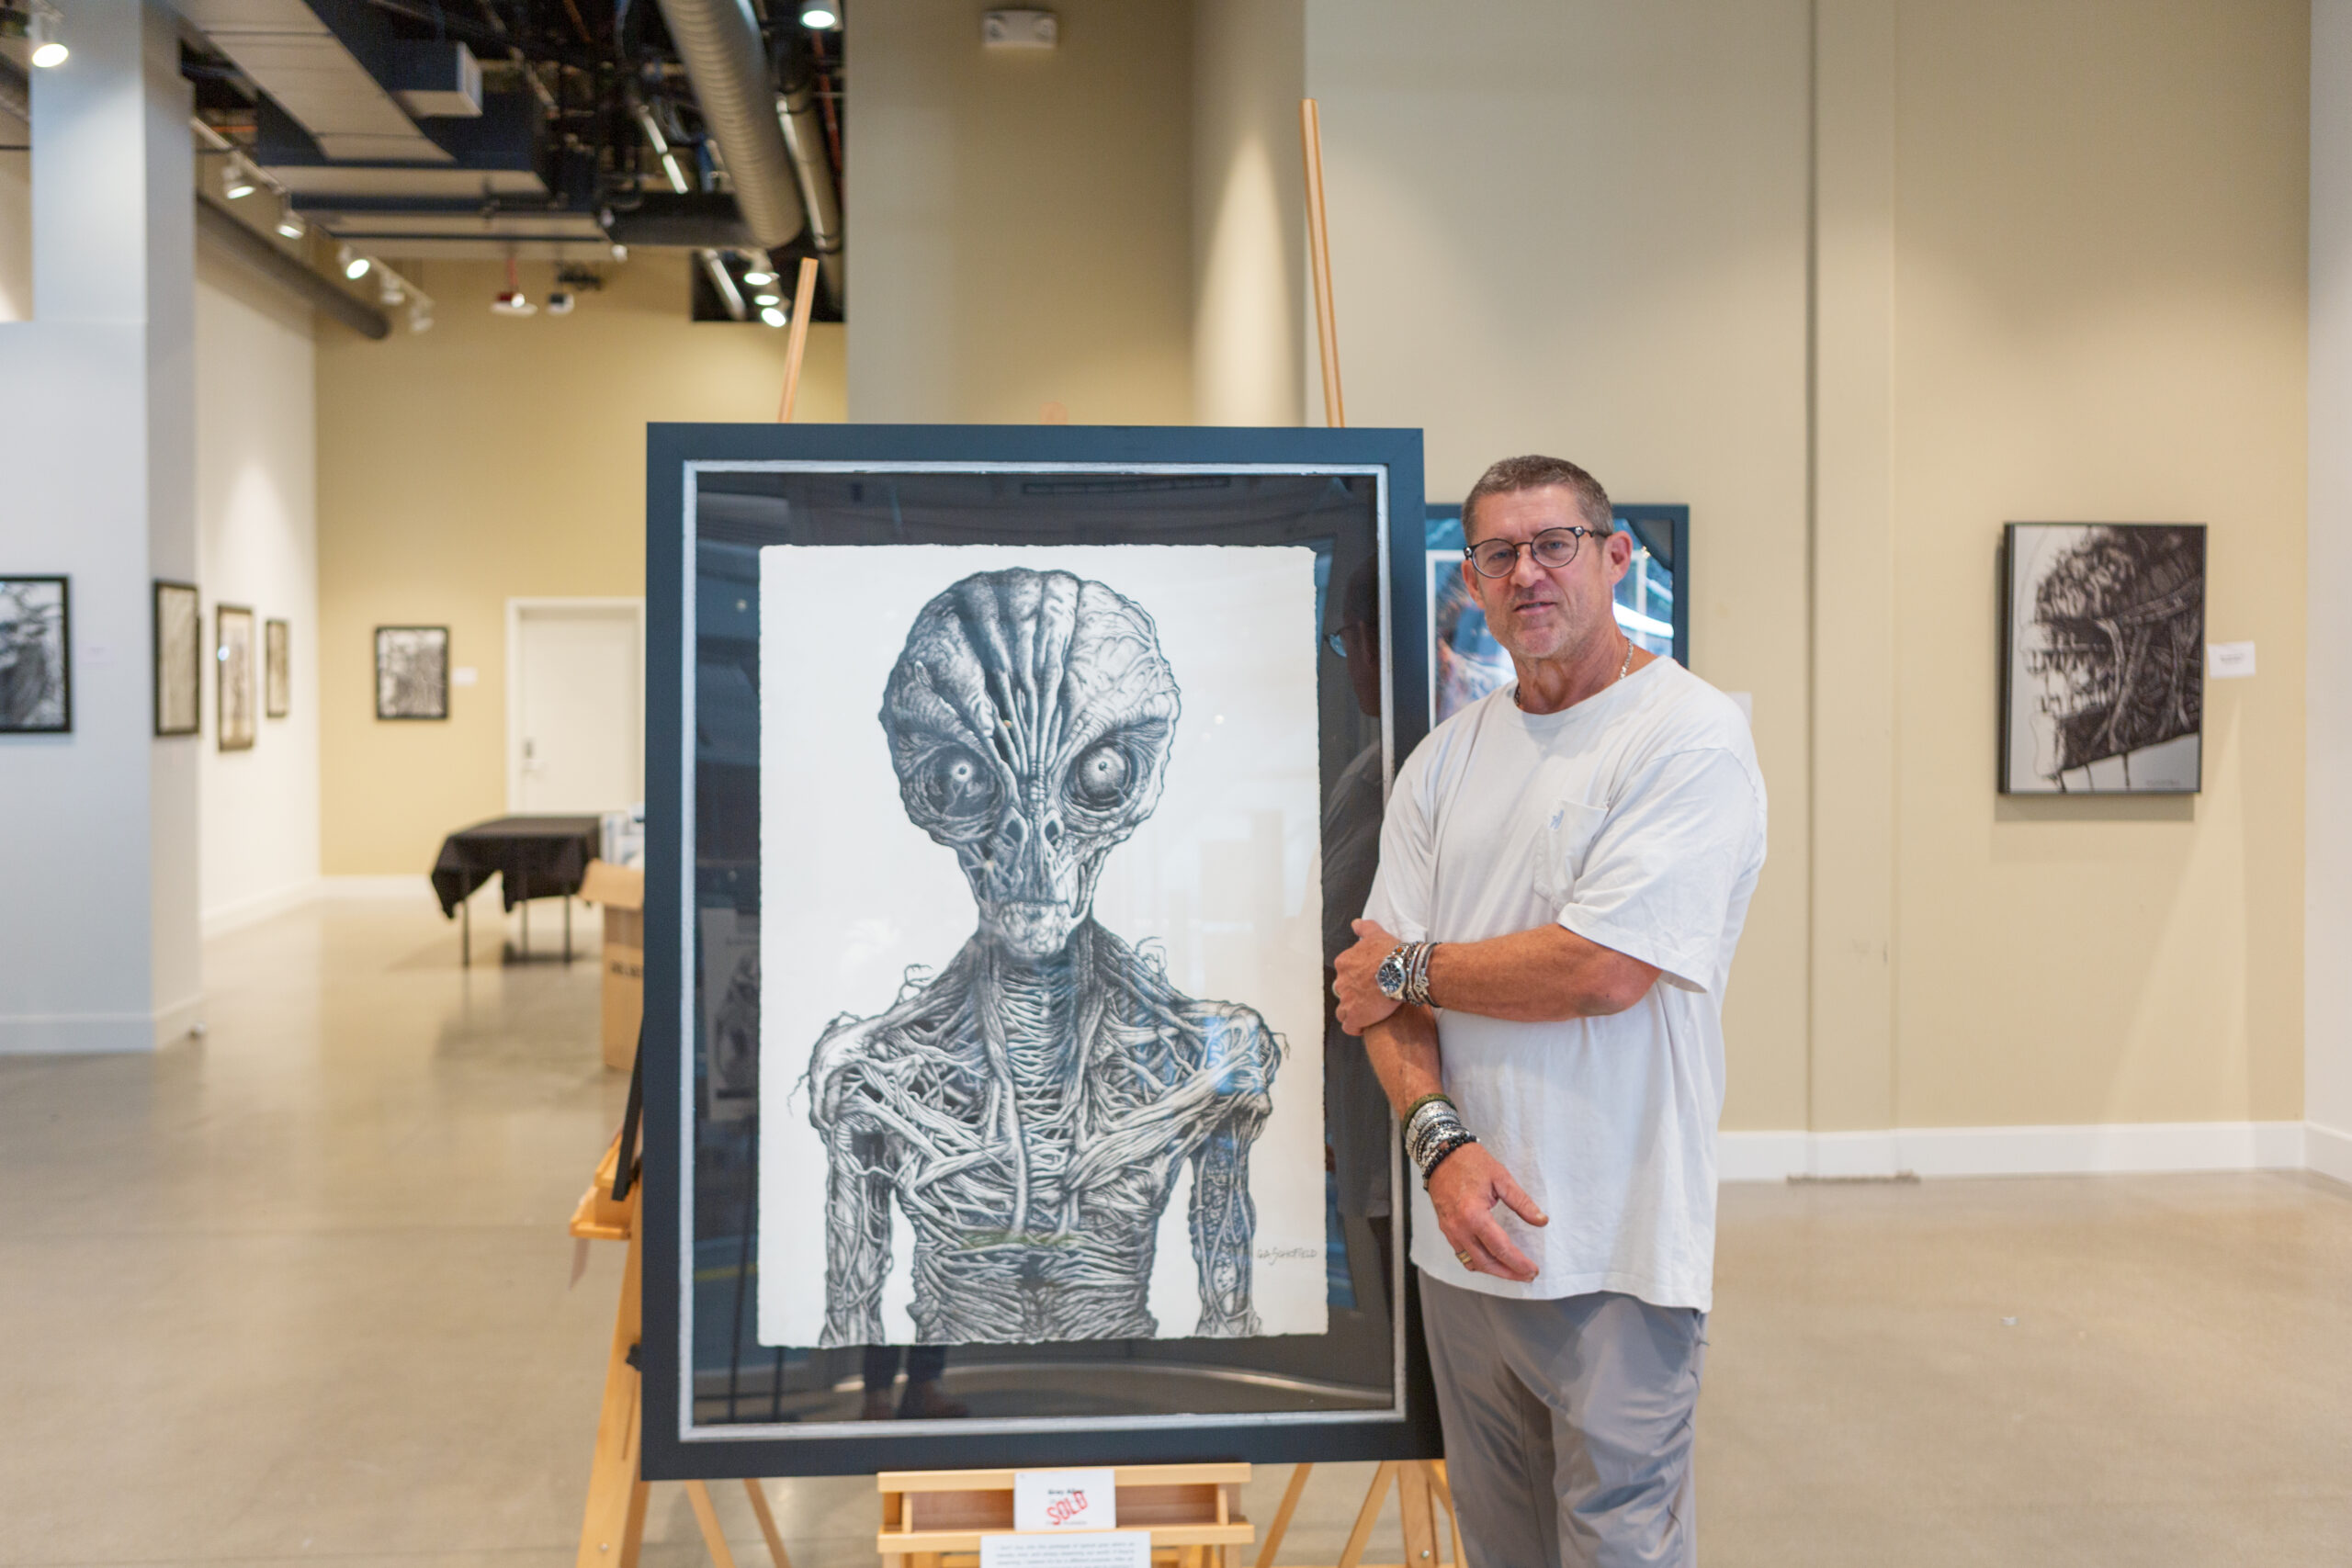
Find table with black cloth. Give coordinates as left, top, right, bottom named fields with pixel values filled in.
left=429, top=815, right=603, bottom=964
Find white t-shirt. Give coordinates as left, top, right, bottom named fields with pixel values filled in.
left=1363, top=657, right=1766, bottom=1312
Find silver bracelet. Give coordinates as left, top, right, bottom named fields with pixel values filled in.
left=1407, top=941, right=1436, bottom=1007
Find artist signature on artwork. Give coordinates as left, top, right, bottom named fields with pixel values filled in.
left=1255, top=1246, right=1318, bottom=1262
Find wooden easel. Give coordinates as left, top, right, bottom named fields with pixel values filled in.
left=1266, top=97, right=1464, bottom=1568
left=572, top=1062, right=796, bottom=1568
left=876, top=1464, right=1253, bottom=1568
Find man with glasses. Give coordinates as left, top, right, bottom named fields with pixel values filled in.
left=1334, top=455, right=1766, bottom=1567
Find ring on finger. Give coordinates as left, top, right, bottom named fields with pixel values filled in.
left=1454, top=1248, right=1475, bottom=1268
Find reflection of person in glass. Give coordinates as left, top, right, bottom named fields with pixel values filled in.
left=860, top=1344, right=966, bottom=1419
left=808, top=569, right=1285, bottom=1346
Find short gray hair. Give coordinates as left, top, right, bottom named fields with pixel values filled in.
left=1462, top=455, right=1612, bottom=543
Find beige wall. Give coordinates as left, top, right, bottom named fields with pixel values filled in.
left=317, top=254, right=844, bottom=874
left=1307, top=0, right=1817, bottom=1131
left=1883, top=0, right=2308, bottom=1126
left=1308, top=0, right=2309, bottom=1133
left=847, top=0, right=1193, bottom=423
left=0, top=148, right=27, bottom=321
left=1192, top=0, right=1305, bottom=426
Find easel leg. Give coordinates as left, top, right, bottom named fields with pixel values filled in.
left=1397, top=1462, right=1440, bottom=1568
left=686, top=1480, right=741, bottom=1568
left=575, top=1200, right=646, bottom=1567
left=742, top=1479, right=793, bottom=1568
left=1336, top=1461, right=1396, bottom=1568
left=1255, top=1462, right=1312, bottom=1568
left=565, top=893, right=574, bottom=964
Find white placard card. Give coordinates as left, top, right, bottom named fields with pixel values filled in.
left=1013, top=1468, right=1118, bottom=1531
left=979, top=1531, right=1152, bottom=1568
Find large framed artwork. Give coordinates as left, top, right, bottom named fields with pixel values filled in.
left=1424, top=502, right=1689, bottom=725
left=0, top=576, right=71, bottom=735
left=265, top=619, right=291, bottom=718
left=153, top=581, right=200, bottom=737
left=375, top=626, right=449, bottom=720
left=2001, top=523, right=2205, bottom=795
left=217, top=605, right=257, bottom=751
left=641, top=423, right=1437, bottom=1479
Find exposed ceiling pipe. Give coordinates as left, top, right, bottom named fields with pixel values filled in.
left=776, top=60, right=842, bottom=308
left=652, top=0, right=808, bottom=249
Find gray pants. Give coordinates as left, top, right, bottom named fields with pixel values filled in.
left=1420, top=1275, right=1706, bottom=1568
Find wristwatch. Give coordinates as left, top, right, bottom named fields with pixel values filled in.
left=1375, top=944, right=1414, bottom=1001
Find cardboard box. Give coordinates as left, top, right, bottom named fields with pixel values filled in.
left=579, top=859, right=645, bottom=1071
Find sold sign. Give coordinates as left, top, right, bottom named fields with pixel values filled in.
left=1013, top=1469, right=1118, bottom=1532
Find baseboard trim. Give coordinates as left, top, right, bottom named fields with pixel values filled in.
left=2307, top=1122, right=2352, bottom=1185
left=0, top=1001, right=202, bottom=1055
left=321, top=874, right=432, bottom=899
left=201, top=878, right=324, bottom=938
left=1721, top=1121, right=2311, bottom=1181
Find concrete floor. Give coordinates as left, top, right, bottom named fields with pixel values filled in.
left=2, top=890, right=2346, bottom=1567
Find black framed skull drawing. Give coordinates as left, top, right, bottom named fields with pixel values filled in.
left=641, top=423, right=1441, bottom=1479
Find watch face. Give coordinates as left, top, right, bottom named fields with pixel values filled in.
left=1376, top=948, right=1408, bottom=998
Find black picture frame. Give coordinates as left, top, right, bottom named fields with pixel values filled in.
left=1999, top=522, right=2206, bottom=795
left=374, top=625, right=450, bottom=721
left=217, top=604, right=256, bottom=752
left=0, top=575, right=71, bottom=735
left=641, top=423, right=1439, bottom=1481
left=153, top=581, right=201, bottom=737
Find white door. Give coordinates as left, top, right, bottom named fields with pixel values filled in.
left=510, top=600, right=644, bottom=814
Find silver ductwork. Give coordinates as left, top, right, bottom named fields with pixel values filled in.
left=652, top=0, right=807, bottom=250
left=778, top=68, right=844, bottom=307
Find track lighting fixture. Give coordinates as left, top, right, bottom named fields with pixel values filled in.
left=409, top=301, right=434, bottom=333
left=26, top=2, right=65, bottom=67
left=379, top=274, right=406, bottom=307
left=221, top=152, right=257, bottom=200
left=760, top=305, right=788, bottom=328
left=492, top=254, right=537, bottom=316
left=743, top=267, right=777, bottom=287
left=274, top=207, right=306, bottom=241
left=799, top=4, right=840, bottom=29
left=338, top=245, right=371, bottom=281
left=752, top=292, right=781, bottom=308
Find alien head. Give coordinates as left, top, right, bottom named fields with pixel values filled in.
left=881, top=569, right=1182, bottom=960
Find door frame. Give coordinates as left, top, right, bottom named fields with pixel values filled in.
left=504, top=595, right=648, bottom=814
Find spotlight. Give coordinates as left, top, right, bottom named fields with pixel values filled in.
left=274, top=207, right=306, bottom=241
left=492, top=289, right=537, bottom=316
left=378, top=273, right=406, bottom=307
left=409, top=303, right=435, bottom=333
left=546, top=289, right=576, bottom=316
left=752, top=292, right=781, bottom=307
left=759, top=305, right=787, bottom=328
left=743, top=268, right=776, bottom=287
left=221, top=152, right=257, bottom=200
left=610, top=244, right=629, bottom=263
left=27, top=4, right=65, bottom=67
left=338, top=245, right=371, bottom=280
left=799, top=5, right=840, bottom=29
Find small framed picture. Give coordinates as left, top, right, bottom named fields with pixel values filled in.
left=376, top=625, right=449, bottom=720
left=2000, top=522, right=2206, bottom=794
left=153, top=581, right=201, bottom=736
left=265, top=618, right=291, bottom=718
left=217, top=604, right=256, bottom=751
left=0, top=576, right=71, bottom=735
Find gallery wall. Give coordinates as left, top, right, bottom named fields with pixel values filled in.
left=1191, top=0, right=1304, bottom=427
left=847, top=0, right=1193, bottom=423
left=0, top=148, right=28, bottom=321
left=195, top=250, right=321, bottom=931
left=1305, top=0, right=1816, bottom=1133
left=1304, top=0, right=2310, bottom=1146
left=314, top=254, right=844, bottom=875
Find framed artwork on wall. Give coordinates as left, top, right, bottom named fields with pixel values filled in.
left=0, top=576, right=71, bottom=735
left=217, top=605, right=256, bottom=751
left=265, top=619, right=291, bottom=718
left=153, top=581, right=201, bottom=736
left=376, top=626, right=449, bottom=720
left=1423, top=502, right=1690, bottom=726
left=2000, top=522, right=2206, bottom=795
left=640, top=422, right=1438, bottom=1480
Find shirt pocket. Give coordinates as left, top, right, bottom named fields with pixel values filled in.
left=1532, top=796, right=1611, bottom=908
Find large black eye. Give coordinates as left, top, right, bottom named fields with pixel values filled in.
left=922, top=748, right=996, bottom=818
left=1070, top=741, right=1132, bottom=807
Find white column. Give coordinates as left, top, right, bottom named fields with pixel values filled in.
left=0, top=0, right=200, bottom=1051
left=2309, top=2, right=2352, bottom=1179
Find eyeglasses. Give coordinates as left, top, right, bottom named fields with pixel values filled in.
left=1464, top=526, right=1607, bottom=579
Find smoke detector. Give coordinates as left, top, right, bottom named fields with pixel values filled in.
left=982, top=9, right=1057, bottom=49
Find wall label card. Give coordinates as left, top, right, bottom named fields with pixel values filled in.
left=979, top=1530, right=1152, bottom=1568
left=1013, top=1469, right=1117, bottom=1531
left=2207, top=641, right=2256, bottom=679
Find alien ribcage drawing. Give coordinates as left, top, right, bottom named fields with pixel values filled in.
left=757, top=545, right=1330, bottom=1348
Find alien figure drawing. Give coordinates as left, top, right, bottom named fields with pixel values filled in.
left=757, top=546, right=1329, bottom=1348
